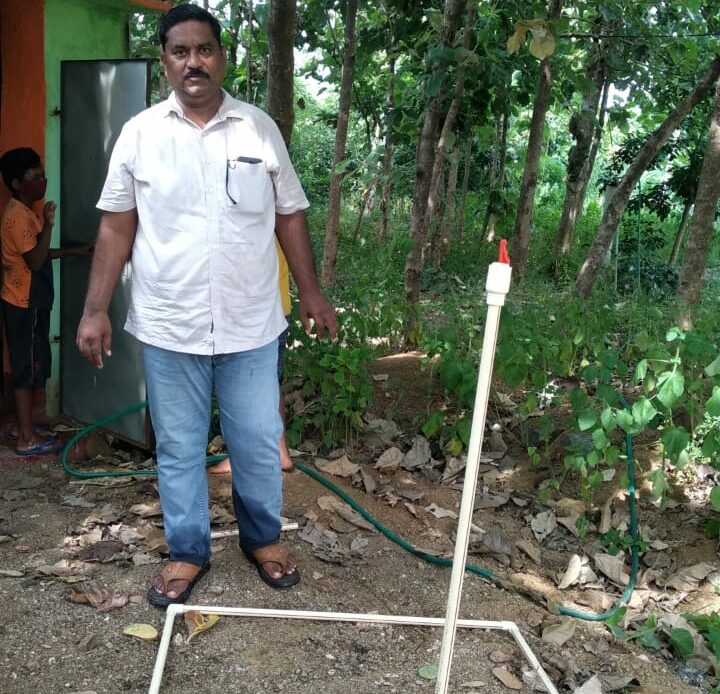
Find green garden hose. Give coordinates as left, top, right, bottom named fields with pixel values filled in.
left=60, top=401, right=641, bottom=622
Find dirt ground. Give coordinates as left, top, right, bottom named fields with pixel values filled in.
left=0, top=353, right=716, bottom=693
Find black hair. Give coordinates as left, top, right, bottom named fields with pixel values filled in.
left=158, top=3, right=222, bottom=49
left=0, top=147, right=41, bottom=192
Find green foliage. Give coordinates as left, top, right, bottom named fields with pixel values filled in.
left=600, top=528, right=648, bottom=556
left=284, top=311, right=374, bottom=450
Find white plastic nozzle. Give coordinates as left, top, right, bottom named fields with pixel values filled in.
left=486, top=262, right=512, bottom=306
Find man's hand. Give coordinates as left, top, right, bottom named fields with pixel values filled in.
left=76, top=312, right=112, bottom=369
left=299, top=288, right=338, bottom=341
left=43, top=201, right=56, bottom=227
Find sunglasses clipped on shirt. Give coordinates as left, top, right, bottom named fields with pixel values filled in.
left=226, top=156, right=263, bottom=204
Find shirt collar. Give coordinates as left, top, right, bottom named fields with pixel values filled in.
left=162, top=90, right=245, bottom=122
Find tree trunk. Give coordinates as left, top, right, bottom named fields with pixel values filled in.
left=423, top=2, right=475, bottom=262
left=482, top=107, right=509, bottom=241
left=510, top=0, right=562, bottom=278
left=266, top=0, right=297, bottom=146
left=455, top=136, right=472, bottom=242
left=677, top=82, right=720, bottom=318
left=404, top=0, right=467, bottom=309
left=576, top=55, right=720, bottom=297
left=434, top=148, right=460, bottom=267
left=380, top=56, right=396, bottom=242
left=573, top=76, right=610, bottom=225
left=555, top=58, right=607, bottom=254
left=668, top=200, right=693, bottom=266
left=321, top=0, right=358, bottom=287
left=353, top=176, right=379, bottom=241
left=246, top=1, right=254, bottom=103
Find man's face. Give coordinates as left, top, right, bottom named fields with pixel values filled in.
left=160, top=20, right=226, bottom=106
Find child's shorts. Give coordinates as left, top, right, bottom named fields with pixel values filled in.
left=1, top=301, right=51, bottom=389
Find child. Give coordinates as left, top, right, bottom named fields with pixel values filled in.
left=0, top=147, right=91, bottom=455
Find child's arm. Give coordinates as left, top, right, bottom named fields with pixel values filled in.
left=22, top=202, right=55, bottom=271
left=49, top=243, right=94, bottom=260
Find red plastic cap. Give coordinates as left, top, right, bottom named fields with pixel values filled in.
left=498, top=239, right=510, bottom=264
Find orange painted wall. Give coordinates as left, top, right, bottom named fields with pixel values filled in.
left=0, top=0, right=46, bottom=211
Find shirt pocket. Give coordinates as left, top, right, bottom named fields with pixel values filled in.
left=226, top=158, right=269, bottom=214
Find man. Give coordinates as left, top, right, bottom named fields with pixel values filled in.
left=76, top=4, right=337, bottom=606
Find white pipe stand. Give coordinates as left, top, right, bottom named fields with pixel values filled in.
left=146, top=253, right=557, bottom=694
left=148, top=604, right=557, bottom=694
left=434, top=259, right=518, bottom=693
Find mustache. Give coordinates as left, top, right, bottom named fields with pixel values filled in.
left=184, top=69, right=209, bottom=80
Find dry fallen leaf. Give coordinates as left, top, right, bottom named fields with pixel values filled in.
left=574, top=675, right=603, bottom=694
left=489, top=649, right=513, bottom=663
left=123, top=623, right=159, bottom=641
left=70, top=582, right=129, bottom=613
left=360, top=468, right=376, bottom=494
left=558, top=554, right=583, bottom=590
left=599, top=496, right=614, bottom=535
left=184, top=610, right=220, bottom=642
left=375, top=447, right=404, bottom=470
left=529, top=510, right=556, bottom=542
left=492, top=666, right=522, bottom=690
left=552, top=497, right=585, bottom=517
left=315, top=456, right=360, bottom=477
left=317, top=495, right=376, bottom=532
left=424, top=503, right=458, bottom=520
left=515, top=540, right=542, bottom=565
left=138, top=526, right=169, bottom=554
left=542, top=618, right=576, bottom=647
left=593, top=553, right=629, bottom=586
left=664, top=562, right=715, bottom=592
left=129, top=501, right=162, bottom=518
left=403, top=436, right=431, bottom=469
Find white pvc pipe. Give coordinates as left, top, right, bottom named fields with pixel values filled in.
left=435, top=261, right=513, bottom=694
left=148, top=603, right=557, bottom=694
left=210, top=522, right=298, bottom=540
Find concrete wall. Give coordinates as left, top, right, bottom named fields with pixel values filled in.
left=0, top=0, right=46, bottom=212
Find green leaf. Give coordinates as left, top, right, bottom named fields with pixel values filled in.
left=669, top=628, right=694, bottom=657
left=710, top=485, right=720, bottom=512
left=592, top=428, right=609, bottom=450
left=456, top=417, right=471, bottom=446
left=657, top=370, right=684, bottom=409
left=707, top=387, right=720, bottom=417
left=601, top=407, right=617, bottom=432
left=605, top=605, right=627, bottom=628
left=705, top=356, right=720, bottom=377
left=578, top=410, right=597, bottom=431
left=661, top=427, right=690, bottom=461
left=646, top=468, right=669, bottom=499
left=634, top=359, right=648, bottom=383
left=617, top=409, right=635, bottom=434
left=632, top=397, right=657, bottom=430
left=422, top=411, right=444, bottom=439
left=637, top=628, right=664, bottom=650
left=418, top=665, right=438, bottom=680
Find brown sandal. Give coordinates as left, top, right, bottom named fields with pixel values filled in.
left=147, top=560, right=210, bottom=607
left=243, top=544, right=300, bottom=589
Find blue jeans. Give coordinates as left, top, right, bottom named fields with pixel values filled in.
left=141, top=340, right=282, bottom=566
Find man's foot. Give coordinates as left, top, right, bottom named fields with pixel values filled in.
left=279, top=434, right=294, bottom=472
left=243, top=543, right=300, bottom=589
left=147, top=560, right=210, bottom=607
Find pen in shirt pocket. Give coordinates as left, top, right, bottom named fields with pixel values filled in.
left=231, top=156, right=262, bottom=164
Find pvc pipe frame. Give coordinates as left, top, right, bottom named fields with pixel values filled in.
left=435, top=271, right=510, bottom=693
left=147, top=261, right=557, bottom=693
left=210, top=522, right=299, bottom=540
left=148, top=603, right=558, bottom=694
